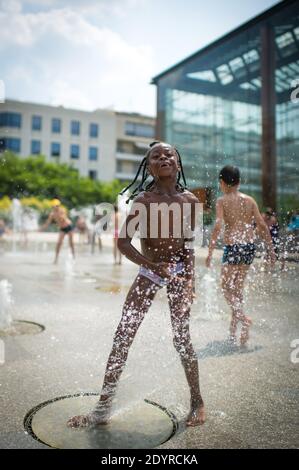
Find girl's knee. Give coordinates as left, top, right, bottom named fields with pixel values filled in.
left=173, top=334, right=195, bottom=359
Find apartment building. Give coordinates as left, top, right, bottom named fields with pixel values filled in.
left=0, top=99, right=156, bottom=182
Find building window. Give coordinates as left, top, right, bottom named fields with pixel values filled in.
left=116, top=160, right=123, bottom=173
left=32, top=115, right=42, bottom=131
left=89, top=123, right=99, bottom=138
left=52, top=118, right=61, bottom=133
left=0, top=112, right=22, bottom=128
left=89, top=146, right=98, bottom=161
left=31, top=140, right=41, bottom=155
left=0, top=137, right=21, bottom=153
left=70, top=144, right=80, bottom=159
left=124, top=122, right=154, bottom=138
left=89, top=170, right=97, bottom=180
left=51, top=142, right=61, bottom=157
left=71, top=120, right=80, bottom=135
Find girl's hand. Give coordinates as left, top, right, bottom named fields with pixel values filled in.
left=153, top=262, right=172, bottom=279
left=184, top=277, right=194, bottom=306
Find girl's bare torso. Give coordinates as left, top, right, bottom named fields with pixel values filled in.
left=135, top=190, right=196, bottom=263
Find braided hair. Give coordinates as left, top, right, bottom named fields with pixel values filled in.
left=119, top=141, right=188, bottom=203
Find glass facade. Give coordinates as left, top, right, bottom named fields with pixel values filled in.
left=153, top=0, right=299, bottom=211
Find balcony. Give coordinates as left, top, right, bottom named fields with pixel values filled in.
left=115, top=171, right=142, bottom=181
left=116, top=152, right=144, bottom=162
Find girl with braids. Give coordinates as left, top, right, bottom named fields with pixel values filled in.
left=67, top=141, right=205, bottom=428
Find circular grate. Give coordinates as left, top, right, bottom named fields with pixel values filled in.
left=24, top=393, right=178, bottom=449
left=0, top=320, right=45, bottom=337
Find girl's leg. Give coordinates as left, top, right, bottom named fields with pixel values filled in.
left=54, top=232, right=65, bottom=264
left=99, top=276, right=158, bottom=401
left=167, top=277, right=205, bottom=426
left=67, top=275, right=159, bottom=427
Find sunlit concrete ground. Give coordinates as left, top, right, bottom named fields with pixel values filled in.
left=0, top=233, right=298, bottom=449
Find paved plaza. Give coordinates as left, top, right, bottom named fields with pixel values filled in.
left=0, top=233, right=298, bottom=449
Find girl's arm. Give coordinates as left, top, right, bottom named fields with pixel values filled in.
left=206, top=199, right=223, bottom=267
left=182, top=194, right=198, bottom=280
left=181, top=194, right=199, bottom=302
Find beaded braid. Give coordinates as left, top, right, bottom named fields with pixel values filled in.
left=119, top=141, right=188, bottom=203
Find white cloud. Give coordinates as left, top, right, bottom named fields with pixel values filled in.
left=0, top=1, right=156, bottom=114
left=49, top=79, right=94, bottom=110
left=0, top=0, right=22, bottom=14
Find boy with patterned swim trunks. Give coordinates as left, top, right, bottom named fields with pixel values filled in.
left=206, top=166, right=276, bottom=346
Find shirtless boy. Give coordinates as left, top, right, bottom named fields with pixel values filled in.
left=40, top=199, right=75, bottom=264
left=206, top=166, right=276, bottom=346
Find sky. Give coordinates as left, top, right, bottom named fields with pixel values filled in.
left=0, top=0, right=279, bottom=116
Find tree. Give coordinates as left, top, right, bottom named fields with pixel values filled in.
left=0, top=152, right=124, bottom=208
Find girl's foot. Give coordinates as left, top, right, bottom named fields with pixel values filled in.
left=240, top=316, right=252, bottom=346
left=186, top=402, right=206, bottom=426
left=67, top=400, right=112, bottom=428
left=66, top=412, right=109, bottom=428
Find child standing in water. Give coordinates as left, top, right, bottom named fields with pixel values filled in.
left=206, top=166, right=276, bottom=346
left=67, top=141, right=205, bottom=427
left=40, top=199, right=75, bottom=264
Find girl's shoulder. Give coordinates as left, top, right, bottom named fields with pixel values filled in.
left=132, top=191, right=151, bottom=203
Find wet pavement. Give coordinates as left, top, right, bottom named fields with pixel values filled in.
left=0, top=236, right=298, bottom=449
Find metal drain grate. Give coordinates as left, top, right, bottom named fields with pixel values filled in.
left=0, top=320, right=45, bottom=337
left=24, top=393, right=178, bottom=449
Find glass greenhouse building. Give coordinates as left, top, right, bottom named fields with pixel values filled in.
left=152, top=0, right=299, bottom=212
